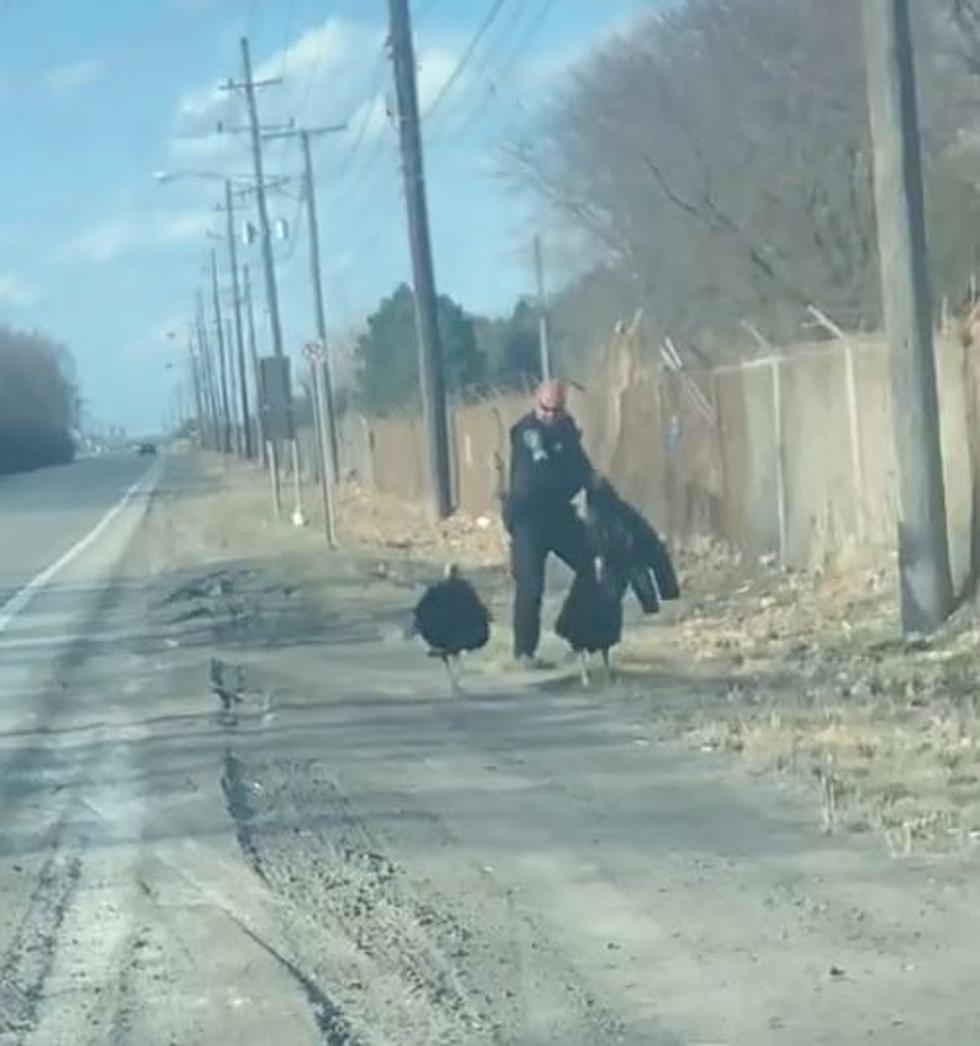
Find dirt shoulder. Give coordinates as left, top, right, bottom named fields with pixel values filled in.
left=651, top=551, right=980, bottom=857
left=154, top=454, right=980, bottom=858
left=124, top=452, right=980, bottom=1044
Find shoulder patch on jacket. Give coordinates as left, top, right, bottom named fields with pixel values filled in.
left=522, top=427, right=547, bottom=461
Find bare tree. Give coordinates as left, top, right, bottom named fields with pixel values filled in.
left=0, top=326, right=78, bottom=473
left=504, top=0, right=980, bottom=359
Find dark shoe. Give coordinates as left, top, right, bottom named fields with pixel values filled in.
left=509, top=655, right=556, bottom=672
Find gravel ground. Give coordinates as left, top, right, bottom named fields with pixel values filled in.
left=4, top=451, right=980, bottom=1044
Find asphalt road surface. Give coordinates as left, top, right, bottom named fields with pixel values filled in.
left=2, top=452, right=980, bottom=1045
left=0, top=454, right=152, bottom=608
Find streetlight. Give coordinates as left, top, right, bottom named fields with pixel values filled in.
left=154, top=166, right=300, bottom=509
left=156, top=169, right=251, bottom=456
left=152, top=169, right=252, bottom=186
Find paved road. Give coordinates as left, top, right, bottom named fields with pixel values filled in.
left=0, top=454, right=153, bottom=606
left=2, top=452, right=980, bottom=1045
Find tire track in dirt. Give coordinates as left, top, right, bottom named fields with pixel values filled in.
left=218, top=749, right=495, bottom=1043
left=234, top=920, right=361, bottom=1046
left=192, top=551, right=639, bottom=1043
left=220, top=749, right=270, bottom=885
left=217, top=746, right=638, bottom=1045
left=0, top=843, right=82, bottom=1044
left=219, top=747, right=361, bottom=1044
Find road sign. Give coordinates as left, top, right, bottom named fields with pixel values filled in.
left=258, top=355, right=294, bottom=440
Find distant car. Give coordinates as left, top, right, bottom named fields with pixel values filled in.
left=138, top=442, right=157, bottom=456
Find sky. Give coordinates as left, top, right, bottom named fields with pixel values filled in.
left=0, top=0, right=653, bottom=434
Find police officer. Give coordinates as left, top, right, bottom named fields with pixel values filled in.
left=503, top=378, right=595, bottom=667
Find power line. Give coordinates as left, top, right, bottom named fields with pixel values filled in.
left=279, top=0, right=300, bottom=76
left=276, top=177, right=308, bottom=264
left=328, top=89, right=399, bottom=228
left=331, top=1, right=519, bottom=302
left=329, top=0, right=556, bottom=306
left=414, top=0, right=442, bottom=25
left=336, top=179, right=404, bottom=276
left=315, top=30, right=393, bottom=220
left=464, top=0, right=558, bottom=132
left=422, top=0, right=510, bottom=120
left=292, top=1, right=340, bottom=123
left=336, top=61, right=388, bottom=175
left=334, top=2, right=486, bottom=225
left=421, top=0, right=550, bottom=150
left=488, top=0, right=558, bottom=85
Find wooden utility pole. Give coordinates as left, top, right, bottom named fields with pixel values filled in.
left=303, top=340, right=339, bottom=547
left=387, top=0, right=453, bottom=520
left=863, top=0, right=953, bottom=633
left=229, top=37, right=286, bottom=362
left=223, top=180, right=253, bottom=458
left=300, top=128, right=341, bottom=482
left=195, top=292, right=219, bottom=448
left=534, top=235, right=551, bottom=381
left=226, top=317, right=240, bottom=455
left=261, top=124, right=345, bottom=480
left=242, top=264, right=268, bottom=465
left=209, top=249, right=232, bottom=453
left=187, top=330, right=206, bottom=447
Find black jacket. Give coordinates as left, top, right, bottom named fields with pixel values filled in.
left=504, top=412, right=592, bottom=529
left=586, top=480, right=680, bottom=613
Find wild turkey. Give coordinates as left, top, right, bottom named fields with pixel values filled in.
left=555, top=555, right=627, bottom=685
left=408, top=564, right=491, bottom=694
left=555, top=477, right=679, bottom=685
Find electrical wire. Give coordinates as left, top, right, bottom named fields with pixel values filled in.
left=279, top=0, right=300, bottom=77
left=422, top=0, right=509, bottom=121
left=328, top=0, right=558, bottom=316
left=463, top=0, right=558, bottom=134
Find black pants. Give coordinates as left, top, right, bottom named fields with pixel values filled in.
left=510, top=510, right=593, bottom=658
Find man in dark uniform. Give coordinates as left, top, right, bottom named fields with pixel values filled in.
left=503, top=378, right=595, bottom=667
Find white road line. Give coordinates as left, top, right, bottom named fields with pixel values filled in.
left=0, top=463, right=161, bottom=635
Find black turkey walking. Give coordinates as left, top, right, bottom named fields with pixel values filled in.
left=555, top=477, right=679, bottom=684
left=408, top=564, right=491, bottom=694
left=555, top=555, right=626, bottom=685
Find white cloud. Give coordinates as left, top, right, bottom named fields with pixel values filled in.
left=169, top=129, right=244, bottom=169
left=60, top=220, right=131, bottom=264
left=175, top=75, right=233, bottom=132
left=167, top=15, right=467, bottom=188
left=495, top=10, right=650, bottom=101
left=416, top=45, right=463, bottom=113
left=173, top=18, right=379, bottom=139
left=59, top=207, right=213, bottom=264
left=344, top=94, right=389, bottom=144
left=46, top=58, right=104, bottom=96
left=0, top=271, right=40, bottom=307
left=254, top=18, right=375, bottom=87
left=169, top=17, right=409, bottom=167
left=516, top=47, right=584, bottom=92
left=156, top=207, right=213, bottom=244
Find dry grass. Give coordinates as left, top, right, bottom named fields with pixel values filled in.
left=147, top=454, right=507, bottom=572
left=644, top=545, right=980, bottom=855
left=335, top=481, right=508, bottom=569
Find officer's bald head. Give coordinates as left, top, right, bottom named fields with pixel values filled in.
left=534, top=378, right=566, bottom=425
